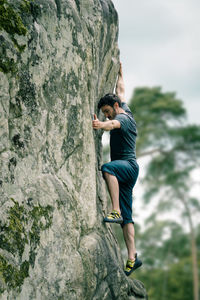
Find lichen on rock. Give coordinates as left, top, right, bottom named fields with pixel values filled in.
left=0, top=0, right=147, bottom=299
left=0, top=0, right=30, bottom=73
left=0, top=198, right=53, bottom=293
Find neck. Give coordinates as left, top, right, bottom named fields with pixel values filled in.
left=116, top=107, right=125, bottom=114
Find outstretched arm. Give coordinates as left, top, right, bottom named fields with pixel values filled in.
left=92, top=114, right=120, bottom=131
left=115, top=62, right=126, bottom=103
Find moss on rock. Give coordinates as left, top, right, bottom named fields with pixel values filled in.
left=0, top=255, right=29, bottom=292
left=0, top=0, right=27, bottom=36
left=0, top=199, right=53, bottom=294
left=0, top=57, right=17, bottom=74
left=0, top=0, right=35, bottom=74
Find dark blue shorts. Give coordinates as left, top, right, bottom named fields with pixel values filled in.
left=101, top=159, right=139, bottom=227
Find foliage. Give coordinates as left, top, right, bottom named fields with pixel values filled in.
left=0, top=198, right=53, bottom=293
left=137, top=257, right=195, bottom=300
left=0, top=0, right=39, bottom=73
left=129, top=87, right=186, bottom=156
left=128, top=87, right=200, bottom=299
left=134, top=220, right=200, bottom=300
left=0, top=0, right=27, bottom=36
left=129, top=86, right=200, bottom=220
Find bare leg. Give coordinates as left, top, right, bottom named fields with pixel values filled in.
left=115, top=62, right=126, bottom=102
left=103, top=172, right=121, bottom=213
left=122, top=223, right=136, bottom=260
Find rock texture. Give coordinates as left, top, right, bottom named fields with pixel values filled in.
left=0, top=0, right=147, bottom=299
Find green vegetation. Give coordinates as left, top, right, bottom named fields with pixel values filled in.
left=112, top=87, right=200, bottom=300
left=0, top=198, right=53, bottom=293
left=0, top=57, right=17, bottom=74
left=0, top=0, right=27, bottom=36
left=0, top=0, right=33, bottom=73
left=135, top=221, right=200, bottom=300
left=0, top=255, right=29, bottom=292
left=129, top=86, right=186, bottom=157
left=130, top=87, right=200, bottom=300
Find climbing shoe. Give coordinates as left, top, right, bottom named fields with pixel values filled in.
left=124, top=253, right=142, bottom=276
left=103, top=210, right=123, bottom=224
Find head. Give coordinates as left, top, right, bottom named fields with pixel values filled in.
left=98, top=93, right=122, bottom=120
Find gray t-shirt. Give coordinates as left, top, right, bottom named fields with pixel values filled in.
left=110, top=102, right=137, bottom=161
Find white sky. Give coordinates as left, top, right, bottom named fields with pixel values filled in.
left=112, top=0, right=200, bottom=124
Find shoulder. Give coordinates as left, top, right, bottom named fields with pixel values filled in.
left=121, top=102, right=133, bottom=117
left=114, top=113, right=130, bottom=131
left=121, top=102, right=132, bottom=112
left=115, top=112, right=137, bottom=135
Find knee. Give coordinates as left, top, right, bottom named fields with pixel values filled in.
left=102, top=171, right=112, bottom=182
left=101, top=164, right=107, bottom=180
left=103, top=171, right=110, bottom=178
left=124, top=223, right=135, bottom=235
left=101, top=163, right=117, bottom=180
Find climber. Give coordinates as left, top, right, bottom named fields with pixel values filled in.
left=92, top=63, right=142, bottom=276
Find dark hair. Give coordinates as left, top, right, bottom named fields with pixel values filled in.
left=98, top=93, right=122, bottom=110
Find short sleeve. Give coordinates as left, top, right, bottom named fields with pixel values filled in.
left=115, top=114, right=128, bottom=132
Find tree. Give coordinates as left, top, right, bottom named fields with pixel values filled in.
left=136, top=220, right=196, bottom=300
left=129, top=87, right=200, bottom=300
left=129, top=86, right=186, bottom=157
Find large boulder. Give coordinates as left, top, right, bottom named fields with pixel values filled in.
left=0, top=0, right=147, bottom=299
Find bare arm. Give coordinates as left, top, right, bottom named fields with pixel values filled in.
left=115, top=62, right=126, bottom=103
left=92, top=114, right=120, bottom=131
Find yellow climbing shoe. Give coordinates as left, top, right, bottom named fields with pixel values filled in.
left=124, top=254, right=142, bottom=276
left=103, top=210, right=123, bottom=224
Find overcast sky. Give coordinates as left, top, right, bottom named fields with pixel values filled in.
left=112, top=0, right=200, bottom=124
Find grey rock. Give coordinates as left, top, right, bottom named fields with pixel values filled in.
left=0, top=0, right=147, bottom=299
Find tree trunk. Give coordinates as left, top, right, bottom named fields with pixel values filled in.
left=180, top=195, right=199, bottom=300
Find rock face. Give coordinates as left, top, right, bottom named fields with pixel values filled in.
left=0, top=0, right=147, bottom=299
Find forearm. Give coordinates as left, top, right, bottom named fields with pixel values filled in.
left=115, top=79, right=125, bottom=102
left=115, top=63, right=126, bottom=102
left=92, top=118, right=120, bottom=131
left=101, top=120, right=117, bottom=131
